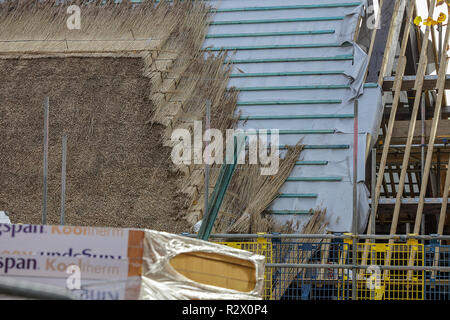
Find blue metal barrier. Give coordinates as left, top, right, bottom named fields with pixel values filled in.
left=271, top=237, right=351, bottom=300
left=425, top=238, right=450, bottom=301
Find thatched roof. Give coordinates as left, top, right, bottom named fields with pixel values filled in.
left=0, top=0, right=300, bottom=234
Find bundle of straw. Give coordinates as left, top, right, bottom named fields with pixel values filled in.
left=0, top=0, right=208, bottom=55
left=212, top=144, right=304, bottom=234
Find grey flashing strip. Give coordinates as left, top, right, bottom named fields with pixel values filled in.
left=237, top=100, right=342, bottom=106
left=296, top=161, right=329, bottom=165
left=228, top=55, right=354, bottom=64
left=278, top=193, right=318, bottom=198
left=268, top=210, right=314, bottom=215
left=239, top=114, right=354, bottom=120
left=206, top=30, right=335, bottom=38
left=209, top=16, right=345, bottom=25
left=235, top=84, right=378, bottom=91
left=286, top=177, right=343, bottom=182
left=211, top=3, right=361, bottom=13
left=230, top=71, right=344, bottom=78
left=205, top=43, right=346, bottom=51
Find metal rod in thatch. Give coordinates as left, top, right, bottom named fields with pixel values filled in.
left=204, top=101, right=211, bottom=219
left=42, top=97, right=49, bottom=225
left=60, top=135, right=67, bottom=226
left=198, top=134, right=246, bottom=241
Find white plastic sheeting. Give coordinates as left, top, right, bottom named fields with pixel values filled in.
left=0, top=211, right=10, bottom=224
left=139, top=230, right=265, bottom=300
left=0, top=224, right=265, bottom=300
left=204, top=0, right=382, bottom=233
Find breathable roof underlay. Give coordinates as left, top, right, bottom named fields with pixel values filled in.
left=204, top=0, right=383, bottom=233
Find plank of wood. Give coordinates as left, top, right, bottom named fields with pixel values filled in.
left=363, top=0, right=385, bottom=83
left=377, top=0, right=405, bottom=86
left=362, top=0, right=415, bottom=276
left=392, top=119, right=450, bottom=140
left=382, top=74, right=450, bottom=90
left=407, top=167, right=415, bottom=197
left=382, top=0, right=437, bottom=278
left=384, top=0, right=408, bottom=79
left=318, top=236, right=332, bottom=281
left=382, top=177, right=390, bottom=197
left=361, top=56, right=407, bottom=278
left=427, top=0, right=447, bottom=107
left=414, top=23, right=450, bottom=234
left=407, top=17, right=450, bottom=280
left=372, top=56, right=407, bottom=218
left=388, top=164, right=397, bottom=197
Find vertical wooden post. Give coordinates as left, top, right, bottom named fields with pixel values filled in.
left=377, top=0, right=405, bottom=86
left=390, top=0, right=433, bottom=238
left=407, top=19, right=450, bottom=279
left=414, top=23, right=450, bottom=235
left=361, top=0, right=416, bottom=275
left=437, top=157, right=450, bottom=236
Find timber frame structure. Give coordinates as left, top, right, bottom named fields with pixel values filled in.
left=362, top=0, right=450, bottom=237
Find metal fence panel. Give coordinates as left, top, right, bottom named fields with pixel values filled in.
left=212, top=235, right=449, bottom=301
left=425, top=243, right=450, bottom=300
left=271, top=239, right=351, bottom=300
left=347, top=241, right=425, bottom=300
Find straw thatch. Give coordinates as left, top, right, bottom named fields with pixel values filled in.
left=0, top=0, right=208, bottom=54
left=211, top=145, right=304, bottom=234
left=0, top=0, right=224, bottom=231
left=0, top=0, right=311, bottom=235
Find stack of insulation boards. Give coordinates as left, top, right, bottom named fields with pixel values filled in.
left=0, top=223, right=265, bottom=300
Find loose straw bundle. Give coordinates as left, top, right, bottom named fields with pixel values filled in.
left=212, top=144, right=304, bottom=234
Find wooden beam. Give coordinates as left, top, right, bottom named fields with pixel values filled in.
left=433, top=156, right=449, bottom=274
left=407, top=166, right=415, bottom=197
left=371, top=57, right=407, bottom=217
left=377, top=153, right=450, bottom=165
left=438, top=157, right=450, bottom=235
left=372, top=0, right=415, bottom=227
left=388, top=164, right=398, bottom=197
left=392, top=0, right=437, bottom=240
left=392, top=119, right=450, bottom=140
left=414, top=24, right=450, bottom=234
left=383, top=105, right=450, bottom=122
left=383, top=75, right=450, bottom=91
left=361, top=1, right=413, bottom=276
left=378, top=0, right=406, bottom=86
left=364, top=0, right=385, bottom=83
left=427, top=0, right=447, bottom=107
left=384, top=0, right=408, bottom=80
left=366, top=0, right=394, bottom=83
left=376, top=0, right=430, bottom=277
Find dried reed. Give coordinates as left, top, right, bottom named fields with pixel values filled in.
left=1, top=1, right=325, bottom=240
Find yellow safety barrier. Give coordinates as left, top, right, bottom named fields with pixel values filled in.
left=216, top=233, right=273, bottom=300
left=338, top=239, right=424, bottom=300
